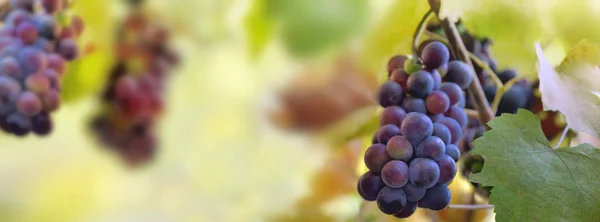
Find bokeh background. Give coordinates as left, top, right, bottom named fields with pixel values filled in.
left=0, top=0, right=599, bottom=221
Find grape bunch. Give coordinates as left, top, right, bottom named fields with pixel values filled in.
left=357, top=41, right=472, bottom=217
left=91, top=6, right=178, bottom=166
left=0, top=0, right=82, bottom=136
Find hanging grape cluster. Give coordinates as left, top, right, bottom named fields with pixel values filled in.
left=91, top=5, right=178, bottom=166
left=0, top=0, right=82, bottom=136
left=357, top=40, right=472, bottom=217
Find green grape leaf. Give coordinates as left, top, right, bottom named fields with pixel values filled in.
left=470, top=110, right=600, bottom=221
left=272, top=0, right=367, bottom=57
left=359, top=0, right=429, bottom=75
left=243, top=0, right=274, bottom=58
left=536, top=40, right=600, bottom=139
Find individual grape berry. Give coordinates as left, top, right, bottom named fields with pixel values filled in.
left=16, top=21, right=38, bottom=44
left=377, top=81, right=404, bottom=108
left=42, top=89, right=60, bottom=111
left=497, top=86, right=526, bottom=115
left=444, top=106, right=467, bottom=128
left=377, top=187, right=407, bottom=215
left=406, top=70, right=433, bottom=98
left=420, top=184, right=451, bottom=210
left=432, top=123, right=451, bottom=145
left=57, top=38, right=78, bottom=60
left=16, top=91, right=42, bottom=116
left=42, top=0, right=64, bottom=13
left=59, top=27, right=75, bottom=39
left=386, top=135, right=413, bottom=162
left=401, top=97, right=426, bottom=114
left=44, top=69, right=61, bottom=89
left=483, top=84, right=496, bottom=104
left=431, top=69, right=442, bottom=89
left=358, top=171, right=384, bottom=201
left=6, top=112, right=31, bottom=136
left=400, top=112, right=433, bottom=147
left=415, top=136, right=446, bottom=161
left=403, top=184, right=426, bottom=205
left=443, top=61, right=474, bottom=89
left=381, top=160, right=409, bottom=188
left=0, top=44, right=23, bottom=58
left=429, top=113, right=444, bottom=123
left=439, top=82, right=463, bottom=106
left=31, top=111, right=52, bottom=136
left=377, top=124, right=401, bottom=144
left=437, top=155, right=457, bottom=184
left=34, top=15, right=59, bottom=39
left=364, top=143, right=390, bottom=172
left=11, top=0, right=35, bottom=11
left=71, top=15, right=85, bottom=36
left=403, top=58, right=421, bottom=74
left=425, top=90, right=450, bottom=115
left=388, top=55, right=408, bottom=75
left=394, top=201, right=417, bottom=218
left=408, top=158, right=440, bottom=189
left=420, top=41, right=450, bottom=70
left=445, top=144, right=460, bottom=162
left=0, top=57, right=22, bottom=79
left=25, top=74, right=50, bottom=94
left=380, top=106, right=406, bottom=126
left=18, top=47, right=47, bottom=75
left=498, top=69, right=517, bottom=84
left=33, top=38, right=53, bottom=53
left=47, top=53, right=66, bottom=75
left=437, top=117, right=462, bottom=145
left=390, top=68, right=409, bottom=89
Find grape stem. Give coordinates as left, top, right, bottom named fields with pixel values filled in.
left=469, top=53, right=504, bottom=89
left=426, top=11, right=494, bottom=128
left=448, top=204, right=495, bottom=210
left=0, top=1, right=10, bottom=20
left=465, top=109, right=479, bottom=119
left=412, top=10, right=434, bottom=54
left=490, top=76, right=527, bottom=114
left=555, top=125, right=570, bottom=149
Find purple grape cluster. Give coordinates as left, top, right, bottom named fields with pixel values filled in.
left=358, top=41, right=472, bottom=217
left=0, top=0, right=82, bottom=136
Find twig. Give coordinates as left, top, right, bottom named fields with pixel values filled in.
left=448, top=204, right=495, bottom=210
left=412, top=10, right=434, bottom=53
left=469, top=53, right=503, bottom=89
left=555, top=125, right=570, bottom=149
left=356, top=200, right=369, bottom=222
left=426, top=6, right=494, bottom=129
left=490, top=76, right=526, bottom=114
left=465, top=109, right=479, bottom=119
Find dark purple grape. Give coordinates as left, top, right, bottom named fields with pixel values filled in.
left=445, top=144, right=460, bottom=162
left=11, top=0, right=34, bottom=11
left=420, top=41, right=450, bottom=70
left=432, top=123, right=451, bottom=145
left=437, top=117, right=461, bottom=145
left=377, top=187, right=407, bottom=215
left=380, top=106, right=406, bottom=126
left=386, top=135, right=413, bottom=162
left=415, top=136, right=446, bottom=161
left=402, top=183, right=426, bottom=202
left=408, top=158, right=440, bottom=188
left=377, top=81, right=404, bottom=108
left=18, top=47, right=47, bottom=75
left=382, top=160, right=409, bottom=188
left=406, top=70, right=433, bottom=98
left=444, top=106, right=467, bottom=128
left=358, top=171, right=384, bottom=201
left=443, top=61, right=473, bottom=89
left=400, top=112, right=433, bottom=146
left=437, top=155, right=457, bottom=184
left=6, top=112, right=31, bottom=136
left=498, top=69, right=517, bottom=84
left=497, top=86, right=527, bottom=116
left=429, top=113, right=444, bottom=123
left=71, top=15, right=84, bottom=36
left=42, top=89, right=60, bottom=111
left=0, top=57, right=21, bottom=79
left=390, top=68, right=409, bottom=89
left=47, top=53, right=66, bottom=75
left=401, top=97, right=426, bottom=114
left=34, top=15, right=59, bottom=39
left=16, top=21, right=38, bottom=44
left=420, top=184, right=450, bottom=210
left=426, top=90, right=450, bottom=115
left=388, top=55, right=408, bottom=76
left=16, top=91, right=42, bottom=116
left=439, top=82, right=463, bottom=106
left=364, top=143, right=389, bottom=172
left=483, top=84, right=496, bottom=104
left=31, top=111, right=52, bottom=136
left=394, top=201, right=417, bottom=218
left=377, top=124, right=401, bottom=144
left=431, top=69, right=442, bottom=89
left=57, top=39, right=78, bottom=61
